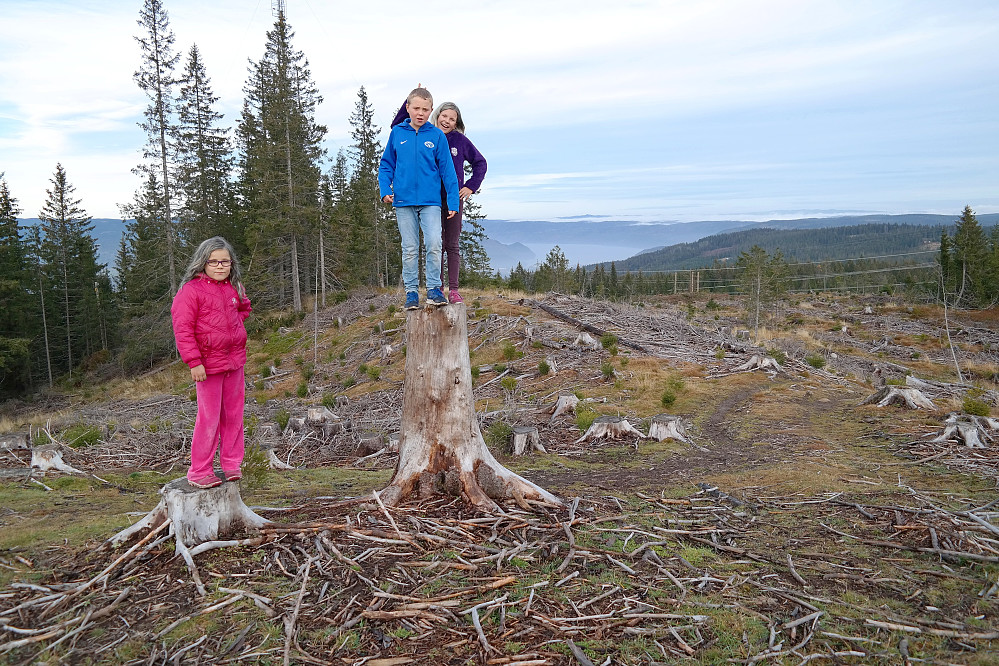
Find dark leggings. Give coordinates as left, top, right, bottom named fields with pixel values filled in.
left=441, top=204, right=462, bottom=290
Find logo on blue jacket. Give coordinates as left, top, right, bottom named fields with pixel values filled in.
left=424, top=141, right=435, bottom=148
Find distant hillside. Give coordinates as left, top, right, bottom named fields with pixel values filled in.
left=20, top=217, right=125, bottom=273
left=597, top=223, right=948, bottom=272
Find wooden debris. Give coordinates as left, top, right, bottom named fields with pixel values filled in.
left=572, top=332, right=600, bottom=351
left=575, top=416, right=644, bottom=444
left=0, top=432, right=30, bottom=451
left=733, top=354, right=783, bottom=374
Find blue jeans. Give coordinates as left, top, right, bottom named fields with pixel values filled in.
left=396, top=205, right=443, bottom=292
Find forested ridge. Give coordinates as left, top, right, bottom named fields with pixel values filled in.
left=1, top=0, right=996, bottom=399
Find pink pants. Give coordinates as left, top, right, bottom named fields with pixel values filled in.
left=187, top=366, right=245, bottom=481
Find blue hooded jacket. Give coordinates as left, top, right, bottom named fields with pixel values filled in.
left=378, top=119, right=460, bottom=211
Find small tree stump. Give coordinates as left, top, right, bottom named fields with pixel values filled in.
left=356, top=431, right=385, bottom=456
left=307, top=406, right=338, bottom=425
left=932, top=413, right=998, bottom=448
left=648, top=414, right=691, bottom=443
left=575, top=415, right=644, bottom=444
left=386, top=433, right=400, bottom=453
left=260, top=442, right=293, bottom=470
left=511, top=426, right=545, bottom=455
left=380, top=305, right=561, bottom=511
left=110, top=476, right=269, bottom=549
left=572, top=332, right=600, bottom=350
left=861, top=386, right=935, bottom=410
left=734, top=355, right=783, bottom=373
left=549, top=394, right=579, bottom=421
left=0, top=432, right=30, bottom=450
left=30, top=445, right=85, bottom=475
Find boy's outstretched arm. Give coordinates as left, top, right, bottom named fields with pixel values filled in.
left=436, top=136, right=460, bottom=217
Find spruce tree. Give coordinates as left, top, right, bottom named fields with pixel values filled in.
left=950, top=205, right=990, bottom=307
left=238, top=10, right=326, bottom=310
left=37, top=164, right=108, bottom=378
left=175, top=44, right=236, bottom=250
left=345, top=86, right=396, bottom=287
left=0, top=179, right=33, bottom=394
left=134, top=0, right=181, bottom=293
left=458, top=193, right=491, bottom=287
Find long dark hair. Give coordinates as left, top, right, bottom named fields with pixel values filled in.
left=180, top=236, right=246, bottom=298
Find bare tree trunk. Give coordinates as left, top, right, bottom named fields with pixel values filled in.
left=379, top=305, right=561, bottom=512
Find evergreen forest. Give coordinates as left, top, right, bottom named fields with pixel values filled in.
left=1, top=0, right=997, bottom=399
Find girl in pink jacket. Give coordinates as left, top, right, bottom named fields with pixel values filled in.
left=171, top=237, right=252, bottom=488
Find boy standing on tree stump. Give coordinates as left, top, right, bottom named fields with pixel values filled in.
left=378, top=87, right=460, bottom=310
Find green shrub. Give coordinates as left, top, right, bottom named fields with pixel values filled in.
left=275, top=409, right=291, bottom=432
left=661, top=390, right=677, bottom=408
left=387, top=304, right=397, bottom=315
left=576, top=406, right=598, bottom=432
left=600, top=361, right=615, bottom=380
left=61, top=424, right=102, bottom=448
left=607, top=343, right=619, bottom=356
left=260, top=365, right=272, bottom=378
left=471, top=366, right=480, bottom=380
left=493, top=363, right=507, bottom=373
left=241, top=444, right=269, bottom=489
left=963, top=395, right=991, bottom=416
left=321, top=393, right=337, bottom=408
left=600, top=333, right=618, bottom=349
left=706, top=298, right=720, bottom=310
left=484, top=422, right=513, bottom=449
left=358, top=363, right=369, bottom=375
left=805, top=354, right=826, bottom=369
left=500, top=376, right=517, bottom=392
left=296, top=382, right=308, bottom=398
left=715, top=348, right=725, bottom=360
left=366, top=366, right=381, bottom=380
left=342, top=377, right=356, bottom=388
left=766, top=348, right=787, bottom=366
left=538, top=360, right=550, bottom=376
left=502, top=341, right=518, bottom=361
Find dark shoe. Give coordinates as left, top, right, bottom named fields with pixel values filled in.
left=224, top=470, right=242, bottom=482
left=189, top=475, right=222, bottom=489
left=405, top=291, right=419, bottom=310
left=426, top=287, right=447, bottom=306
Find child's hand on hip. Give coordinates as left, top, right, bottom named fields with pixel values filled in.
left=191, top=365, right=207, bottom=382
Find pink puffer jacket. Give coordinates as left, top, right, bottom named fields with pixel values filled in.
left=171, top=275, right=252, bottom=374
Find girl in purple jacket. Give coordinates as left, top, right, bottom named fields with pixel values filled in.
left=392, top=98, right=487, bottom=303
left=171, top=237, right=252, bottom=489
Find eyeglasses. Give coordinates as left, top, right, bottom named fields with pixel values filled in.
left=206, top=259, right=232, bottom=267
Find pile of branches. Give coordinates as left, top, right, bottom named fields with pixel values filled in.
left=3, top=484, right=999, bottom=664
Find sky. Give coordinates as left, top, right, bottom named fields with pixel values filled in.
left=1, top=0, right=998, bottom=225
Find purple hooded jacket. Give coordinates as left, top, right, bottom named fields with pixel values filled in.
left=392, top=101, right=487, bottom=193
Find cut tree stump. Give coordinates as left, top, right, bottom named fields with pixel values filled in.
left=378, top=304, right=561, bottom=511
left=549, top=394, right=579, bottom=421
left=110, top=475, right=270, bottom=549
left=260, top=442, right=293, bottom=470
left=572, top=332, right=601, bottom=350
left=575, top=415, right=644, bottom=444
left=356, top=431, right=385, bottom=456
left=0, top=432, right=30, bottom=450
left=511, top=426, right=545, bottom=455
left=861, top=386, right=936, bottom=410
left=932, top=413, right=999, bottom=449
left=108, top=475, right=271, bottom=595
left=648, top=414, right=691, bottom=443
left=30, top=445, right=85, bottom=475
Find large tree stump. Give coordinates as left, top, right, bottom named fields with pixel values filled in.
left=575, top=415, right=644, bottom=444
left=379, top=305, right=561, bottom=511
left=109, top=475, right=270, bottom=549
left=648, top=414, right=691, bottom=443
left=861, top=386, right=935, bottom=410
left=511, top=426, right=546, bottom=455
